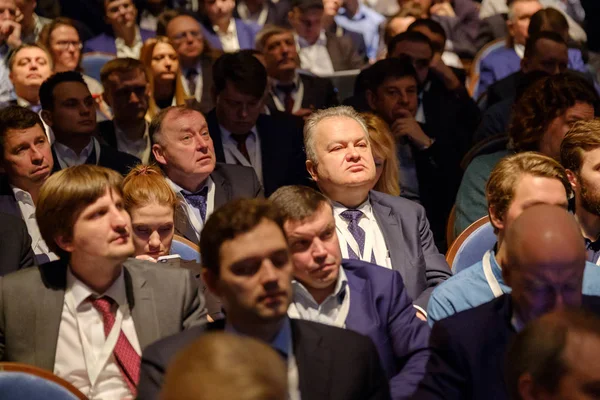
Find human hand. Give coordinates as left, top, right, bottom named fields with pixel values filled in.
left=429, top=52, right=461, bottom=90
left=391, top=110, right=432, bottom=149
left=416, top=310, right=427, bottom=321
left=0, top=20, right=21, bottom=48
left=430, top=1, right=456, bottom=17
left=135, top=254, right=157, bottom=263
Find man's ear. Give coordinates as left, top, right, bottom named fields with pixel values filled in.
left=152, top=143, right=167, bottom=165
left=55, top=234, right=75, bottom=254
left=489, top=204, right=505, bottom=233
left=366, top=89, right=376, bottom=111
left=202, top=268, right=222, bottom=298
left=41, top=109, right=53, bottom=127
left=306, top=159, right=318, bottom=182
left=566, top=169, right=579, bottom=192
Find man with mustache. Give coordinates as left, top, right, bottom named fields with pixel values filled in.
left=0, top=164, right=206, bottom=399
left=301, top=105, right=451, bottom=314
left=138, top=198, right=392, bottom=400
left=40, top=71, right=140, bottom=175
left=561, top=120, right=600, bottom=265
left=256, top=25, right=339, bottom=117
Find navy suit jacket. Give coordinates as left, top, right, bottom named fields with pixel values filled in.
left=51, top=142, right=140, bottom=176
left=206, top=109, right=310, bottom=196
left=412, top=294, right=600, bottom=400
left=138, top=318, right=391, bottom=400
left=200, top=18, right=260, bottom=51
left=83, top=28, right=155, bottom=54
left=344, top=259, right=430, bottom=400
left=369, top=191, right=451, bottom=309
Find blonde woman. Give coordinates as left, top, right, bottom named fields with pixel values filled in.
left=362, top=113, right=401, bottom=196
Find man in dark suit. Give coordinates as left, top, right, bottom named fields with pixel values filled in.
left=288, top=0, right=365, bottom=74
left=83, top=0, right=155, bottom=56
left=158, top=10, right=214, bottom=114
left=270, top=185, right=430, bottom=400
left=234, top=0, right=291, bottom=27
left=0, top=212, right=36, bottom=275
left=151, top=105, right=263, bottom=243
left=257, top=25, right=339, bottom=117
left=198, top=0, right=260, bottom=52
left=0, top=106, right=55, bottom=263
left=303, top=105, right=451, bottom=313
left=365, top=57, right=466, bottom=251
left=98, top=57, right=152, bottom=163
left=206, top=51, right=309, bottom=196
left=39, top=71, right=140, bottom=175
left=138, top=198, right=392, bottom=400
left=0, top=164, right=205, bottom=398
left=412, top=204, right=600, bottom=400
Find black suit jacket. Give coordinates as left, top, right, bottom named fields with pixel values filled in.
left=0, top=212, right=36, bottom=276
left=233, top=0, right=291, bottom=27
left=486, top=71, right=521, bottom=110
left=412, top=294, right=600, bottom=400
left=266, top=73, right=339, bottom=114
left=138, top=318, right=392, bottom=400
left=51, top=141, right=140, bottom=176
left=206, top=109, right=310, bottom=196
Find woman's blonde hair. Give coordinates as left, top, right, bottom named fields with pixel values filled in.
left=362, top=113, right=401, bottom=196
left=140, top=36, right=189, bottom=120
left=122, top=164, right=179, bottom=213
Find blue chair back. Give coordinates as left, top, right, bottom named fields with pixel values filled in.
left=171, top=235, right=201, bottom=263
left=447, top=218, right=497, bottom=274
left=81, top=52, right=115, bottom=82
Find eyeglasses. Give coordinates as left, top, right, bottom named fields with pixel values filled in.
left=172, top=30, right=203, bottom=42
left=54, top=41, right=83, bottom=50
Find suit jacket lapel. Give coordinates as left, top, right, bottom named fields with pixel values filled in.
left=35, top=261, right=67, bottom=370
left=325, top=33, right=342, bottom=72
left=343, top=267, right=369, bottom=331
left=207, top=111, right=226, bottom=162
left=0, top=176, right=21, bottom=217
left=256, top=116, right=277, bottom=195
left=51, top=146, right=61, bottom=173
left=211, top=165, right=233, bottom=210
left=125, top=264, right=160, bottom=350
left=291, top=320, right=332, bottom=400
left=370, top=192, right=410, bottom=269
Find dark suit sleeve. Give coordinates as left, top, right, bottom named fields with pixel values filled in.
left=388, top=271, right=431, bottom=399
left=364, top=336, right=393, bottom=400
left=138, top=343, right=169, bottom=400
left=18, top=222, right=36, bottom=270
left=0, top=276, right=5, bottom=361
left=326, top=79, right=340, bottom=107
left=181, top=271, right=207, bottom=330
left=410, top=320, right=468, bottom=400
left=251, top=169, right=265, bottom=199
left=413, top=205, right=452, bottom=309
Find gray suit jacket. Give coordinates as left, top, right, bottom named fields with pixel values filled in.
left=370, top=191, right=452, bottom=309
left=325, top=32, right=366, bottom=72
left=0, top=258, right=206, bottom=370
left=174, top=163, right=264, bottom=242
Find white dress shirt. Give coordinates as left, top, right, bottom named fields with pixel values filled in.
left=54, top=268, right=141, bottom=400
left=288, top=267, right=350, bottom=328
left=167, top=177, right=216, bottom=242
left=236, top=1, right=269, bottom=26
left=219, top=124, right=263, bottom=185
left=115, top=122, right=151, bottom=164
left=214, top=19, right=240, bottom=53
left=181, top=63, right=204, bottom=102
left=115, top=28, right=143, bottom=59
left=296, top=31, right=335, bottom=76
left=53, top=137, right=101, bottom=169
left=11, top=186, right=57, bottom=261
left=333, top=198, right=391, bottom=269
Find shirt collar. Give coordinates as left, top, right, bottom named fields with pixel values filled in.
left=225, top=316, right=292, bottom=358
left=53, top=137, right=96, bottom=162
left=339, top=5, right=367, bottom=20
left=213, top=18, right=236, bottom=35
left=10, top=185, right=34, bottom=206
left=114, top=121, right=149, bottom=145
left=115, top=26, right=142, bottom=46
left=67, top=265, right=127, bottom=310
left=219, top=123, right=258, bottom=142
left=292, top=266, right=348, bottom=307
left=296, top=30, right=327, bottom=48
left=167, top=176, right=213, bottom=196
left=332, top=197, right=373, bottom=219
left=489, top=249, right=505, bottom=284
left=271, top=72, right=301, bottom=91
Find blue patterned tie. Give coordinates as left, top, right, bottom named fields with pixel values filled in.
left=182, top=186, right=208, bottom=222
left=340, top=209, right=375, bottom=263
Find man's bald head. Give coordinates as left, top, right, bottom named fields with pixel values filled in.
left=503, top=205, right=586, bottom=326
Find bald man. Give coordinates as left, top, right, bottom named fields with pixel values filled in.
left=412, top=205, right=600, bottom=400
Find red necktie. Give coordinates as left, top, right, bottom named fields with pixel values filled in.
left=276, top=83, right=295, bottom=113
left=232, top=132, right=252, bottom=163
left=91, top=296, right=140, bottom=396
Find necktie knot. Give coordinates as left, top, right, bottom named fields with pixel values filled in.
left=231, top=132, right=252, bottom=162
left=186, top=68, right=198, bottom=79
left=276, top=83, right=296, bottom=95
left=340, top=209, right=364, bottom=224
left=182, top=186, right=209, bottom=222
left=90, top=295, right=115, bottom=317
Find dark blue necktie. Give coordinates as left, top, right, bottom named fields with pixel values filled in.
left=340, top=209, right=375, bottom=263
left=182, top=186, right=208, bottom=222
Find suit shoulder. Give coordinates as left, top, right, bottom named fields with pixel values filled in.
left=293, top=319, right=375, bottom=348
left=143, top=324, right=207, bottom=363
left=85, top=33, right=111, bottom=46
left=100, top=144, right=140, bottom=163
left=213, top=162, right=257, bottom=179
left=370, top=190, right=426, bottom=214
left=435, top=295, right=506, bottom=335
left=124, top=259, right=192, bottom=281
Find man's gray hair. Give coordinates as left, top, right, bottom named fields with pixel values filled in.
left=507, top=0, right=540, bottom=21
left=304, top=106, right=369, bottom=165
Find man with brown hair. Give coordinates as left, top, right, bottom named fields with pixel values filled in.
left=138, top=198, right=392, bottom=400
left=99, top=57, right=152, bottom=163
left=561, top=119, right=600, bottom=265
left=429, top=151, right=600, bottom=325
left=0, top=164, right=206, bottom=399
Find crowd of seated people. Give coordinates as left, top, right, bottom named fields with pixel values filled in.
left=1, top=0, right=600, bottom=399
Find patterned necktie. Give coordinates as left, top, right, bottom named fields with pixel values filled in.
left=340, top=209, right=375, bottom=263
left=90, top=296, right=140, bottom=396
left=276, top=83, right=295, bottom=113
left=231, top=132, right=252, bottom=163
left=186, top=68, right=198, bottom=97
left=182, top=186, right=209, bottom=222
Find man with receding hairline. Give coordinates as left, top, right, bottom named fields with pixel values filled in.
left=413, top=204, right=600, bottom=400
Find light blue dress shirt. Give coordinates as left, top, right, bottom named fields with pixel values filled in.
left=427, top=250, right=600, bottom=326
left=334, top=4, right=385, bottom=60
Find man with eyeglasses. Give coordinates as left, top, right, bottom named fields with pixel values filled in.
left=157, top=9, right=214, bottom=113
left=99, top=58, right=152, bottom=164
left=84, top=0, right=155, bottom=58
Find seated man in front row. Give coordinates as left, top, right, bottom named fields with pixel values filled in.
left=138, top=198, right=392, bottom=400
left=428, top=152, right=600, bottom=325
left=413, top=204, right=600, bottom=400
left=0, top=164, right=206, bottom=399
left=270, top=185, right=430, bottom=400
